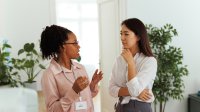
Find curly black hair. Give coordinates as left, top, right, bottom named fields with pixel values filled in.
left=40, top=25, right=72, bottom=59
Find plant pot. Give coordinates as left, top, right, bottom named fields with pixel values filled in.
left=24, top=82, right=37, bottom=90
left=0, top=84, right=11, bottom=88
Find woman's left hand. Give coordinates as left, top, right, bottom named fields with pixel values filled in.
left=137, top=89, right=152, bottom=101
left=90, top=69, right=103, bottom=90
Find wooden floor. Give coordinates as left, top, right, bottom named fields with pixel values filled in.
left=38, top=91, right=46, bottom=112
left=38, top=91, right=100, bottom=112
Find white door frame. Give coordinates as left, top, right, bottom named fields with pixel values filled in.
left=97, top=0, right=126, bottom=111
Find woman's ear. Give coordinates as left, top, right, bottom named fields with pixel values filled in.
left=136, top=36, right=140, bottom=41
left=59, top=45, right=65, bottom=52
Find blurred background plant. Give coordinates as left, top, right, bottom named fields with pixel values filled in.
left=0, top=41, right=23, bottom=87
left=146, top=24, right=189, bottom=112
left=12, top=43, right=45, bottom=84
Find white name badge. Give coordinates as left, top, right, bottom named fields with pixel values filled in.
left=75, top=101, right=87, bottom=110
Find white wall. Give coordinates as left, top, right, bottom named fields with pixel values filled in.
left=0, top=0, right=55, bottom=89
left=127, top=0, right=200, bottom=112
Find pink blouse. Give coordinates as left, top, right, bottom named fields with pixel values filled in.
left=41, top=59, right=98, bottom=112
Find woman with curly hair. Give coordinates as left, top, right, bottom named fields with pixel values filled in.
left=40, top=25, right=103, bottom=112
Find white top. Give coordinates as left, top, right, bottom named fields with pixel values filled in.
left=109, top=53, right=157, bottom=104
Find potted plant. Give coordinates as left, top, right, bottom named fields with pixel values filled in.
left=12, top=43, right=45, bottom=88
left=0, top=42, right=22, bottom=87
left=146, top=24, right=189, bottom=112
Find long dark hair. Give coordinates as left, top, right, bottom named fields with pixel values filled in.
left=40, top=25, right=72, bottom=59
left=121, top=18, right=153, bottom=57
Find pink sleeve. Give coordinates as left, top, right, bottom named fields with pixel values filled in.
left=41, top=70, right=79, bottom=112
left=90, top=85, right=99, bottom=97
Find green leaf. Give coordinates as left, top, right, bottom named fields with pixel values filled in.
left=24, top=60, right=34, bottom=68
left=18, top=49, right=24, bottom=55
left=76, top=56, right=81, bottom=62
left=24, top=43, right=34, bottom=52
left=32, top=49, right=38, bottom=55
left=2, top=43, right=11, bottom=50
left=39, top=64, right=46, bottom=69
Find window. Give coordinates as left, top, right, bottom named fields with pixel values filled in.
left=55, top=0, right=99, bottom=80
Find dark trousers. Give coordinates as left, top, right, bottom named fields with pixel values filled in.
left=122, top=100, right=152, bottom=112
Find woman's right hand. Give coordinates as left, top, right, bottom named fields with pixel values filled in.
left=121, top=49, right=134, bottom=65
left=72, top=76, right=89, bottom=94
left=137, top=89, right=152, bottom=101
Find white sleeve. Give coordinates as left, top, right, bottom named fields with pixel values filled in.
left=109, top=59, right=121, bottom=98
left=126, top=57, right=157, bottom=97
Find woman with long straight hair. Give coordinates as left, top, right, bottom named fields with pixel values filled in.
left=109, top=18, right=157, bottom=112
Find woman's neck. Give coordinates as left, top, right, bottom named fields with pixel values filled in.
left=57, top=56, right=72, bottom=70
left=129, top=45, right=140, bottom=56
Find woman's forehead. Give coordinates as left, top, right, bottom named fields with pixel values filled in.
left=67, top=33, right=77, bottom=40
left=121, top=25, right=131, bottom=32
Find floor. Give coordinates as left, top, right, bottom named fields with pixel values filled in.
left=38, top=91, right=101, bottom=112
left=38, top=91, right=46, bottom=112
